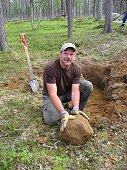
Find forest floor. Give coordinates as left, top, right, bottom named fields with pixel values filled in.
left=0, top=48, right=127, bottom=170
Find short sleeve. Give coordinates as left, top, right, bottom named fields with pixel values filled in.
left=72, top=64, right=81, bottom=84
left=44, top=64, right=56, bottom=84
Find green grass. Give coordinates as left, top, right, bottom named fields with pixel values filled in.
left=0, top=18, right=127, bottom=169
left=1, top=18, right=127, bottom=80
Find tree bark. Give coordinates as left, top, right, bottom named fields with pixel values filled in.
left=0, top=0, right=9, bottom=50
left=48, top=0, right=54, bottom=19
left=96, top=0, right=103, bottom=20
left=104, top=0, right=113, bottom=33
left=51, top=0, right=54, bottom=19
left=74, top=0, right=78, bottom=17
left=88, top=0, right=91, bottom=17
left=61, top=0, right=66, bottom=16
left=20, top=0, right=24, bottom=20
left=66, top=0, right=72, bottom=38
left=30, top=0, right=34, bottom=29
left=8, top=0, right=12, bottom=21
left=84, top=0, right=87, bottom=18
left=93, top=0, right=96, bottom=17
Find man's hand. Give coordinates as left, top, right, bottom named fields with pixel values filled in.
left=60, top=113, right=75, bottom=132
left=71, top=110, right=90, bottom=121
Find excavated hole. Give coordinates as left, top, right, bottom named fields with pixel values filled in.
left=81, top=52, right=127, bottom=124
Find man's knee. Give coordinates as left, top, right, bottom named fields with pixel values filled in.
left=86, top=81, right=93, bottom=92
left=80, top=80, right=93, bottom=93
left=43, top=113, right=58, bottom=125
left=42, top=108, right=59, bottom=126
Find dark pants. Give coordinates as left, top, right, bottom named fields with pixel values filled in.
left=42, top=80, right=93, bottom=125
left=121, top=12, right=127, bottom=25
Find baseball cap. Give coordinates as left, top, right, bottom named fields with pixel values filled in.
left=60, top=43, right=76, bottom=52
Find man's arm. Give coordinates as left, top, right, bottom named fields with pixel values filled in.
left=71, top=83, right=90, bottom=121
left=47, top=83, right=65, bottom=113
left=71, top=84, right=80, bottom=107
left=47, top=83, right=75, bottom=132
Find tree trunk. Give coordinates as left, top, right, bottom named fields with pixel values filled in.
left=30, top=0, right=34, bottom=29
left=20, top=0, right=24, bottom=20
left=8, top=0, right=12, bottom=20
left=48, top=0, right=54, bottom=19
left=61, top=0, right=66, bottom=16
left=15, top=0, right=19, bottom=19
left=88, top=0, right=91, bottom=17
left=72, top=0, right=74, bottom=16
left=84, top=0, right=87, bottom=18
left=38, top=3, right=41, bottom=29
left=96, top=0, right=103, bottom=20
left=82, top=0, right=89, bottom=18
left=66, top=0, right=73, bottom=38
left=93, top=0, right=96, bottom=17
left=51, top=0, right=54, bottom=19
left=74, top=0, right=78, bottom=17
left=104, top=0, right=113, bottom=33
left=0, top=0, right=9, bottom=50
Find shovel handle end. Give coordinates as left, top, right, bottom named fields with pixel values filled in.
left=20, top=33, right=28, bottom=48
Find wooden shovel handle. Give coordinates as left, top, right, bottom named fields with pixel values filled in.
left=20, top=33, right=28, bottom=48
left=20, top=33, right=34, bottom=80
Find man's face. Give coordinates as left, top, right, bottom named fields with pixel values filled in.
left=60, top=48, right=76, bottom=68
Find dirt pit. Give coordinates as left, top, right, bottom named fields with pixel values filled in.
left=81, top=51, right=127, bottom=124
left=1, top=50, right=127, bottom=125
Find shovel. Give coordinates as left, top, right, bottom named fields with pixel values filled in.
left=20, top=33, right=39, bottom=93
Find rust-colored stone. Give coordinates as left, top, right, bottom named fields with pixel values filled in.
left=59, top=114, right=93, bottom=145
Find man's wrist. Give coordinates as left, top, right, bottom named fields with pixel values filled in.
left=72, top=106, right=79, bottom=111
left=59, top=110, right=68, bottom=119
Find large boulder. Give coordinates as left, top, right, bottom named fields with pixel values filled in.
left=59, top=114, right=93, bottom=145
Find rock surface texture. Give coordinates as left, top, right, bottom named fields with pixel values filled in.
left=59, top=114, right=93, bottom=145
